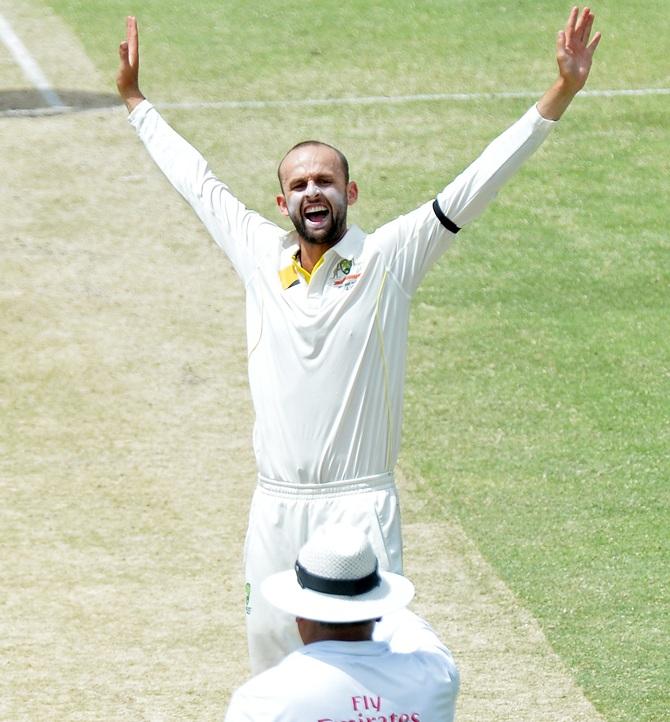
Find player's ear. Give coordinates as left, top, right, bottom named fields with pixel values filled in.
left=276, top=194, right=289, bottom=216
left=346, top=181, right=358, bottom=206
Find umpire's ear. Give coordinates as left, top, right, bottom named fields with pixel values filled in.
left=296, top=617, right=314, bottom=644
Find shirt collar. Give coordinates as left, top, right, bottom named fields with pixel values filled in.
left=300, top=640, right=389, bottom=658
left=330, top=225, right=366, bottom=260
left=278, top=226, right=365, bottom=288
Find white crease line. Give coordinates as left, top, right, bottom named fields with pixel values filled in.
left=0, top=12, right=65, bottom=108
left=155, top=87, right=670, bottom=111
left=1, top=87, right=669, bottom=119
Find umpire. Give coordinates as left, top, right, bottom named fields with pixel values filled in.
left=224, top=524, right=459, bottom=722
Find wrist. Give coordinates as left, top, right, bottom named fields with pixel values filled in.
left=536, top=78, right=578, bottom=121
left=124, top=92, right=146, bottom=113
left=554, top=74, right=583, bottom=98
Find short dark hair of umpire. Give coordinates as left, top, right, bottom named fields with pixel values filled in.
left=277, top=140, right=350, bottom=192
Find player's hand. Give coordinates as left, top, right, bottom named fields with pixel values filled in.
left=537, top=6, right=601, bottom=120
left=555, top=6, right=601, bottom=93
left=116, top=16, right=145, bottom=112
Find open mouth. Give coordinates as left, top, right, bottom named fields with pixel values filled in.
left=303, top=204, right=330, bottom=226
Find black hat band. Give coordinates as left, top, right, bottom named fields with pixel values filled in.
left=295, top=560, right=381, bottom=597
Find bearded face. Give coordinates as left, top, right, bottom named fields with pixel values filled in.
left=277, top=143, right=358, bottom=248
left=285, top=183, right=349, bottom=246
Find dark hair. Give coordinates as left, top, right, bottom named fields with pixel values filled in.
left=277, top=140, right=350, bottom=190
left=315, top=619, right=376, bottom=631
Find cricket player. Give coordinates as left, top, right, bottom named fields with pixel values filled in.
left=224, top=524, right=459, bottom=722
left=116, top=7, right=600, bottom=673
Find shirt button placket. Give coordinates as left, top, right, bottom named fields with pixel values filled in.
left=307, top=256, right=333, bottom=301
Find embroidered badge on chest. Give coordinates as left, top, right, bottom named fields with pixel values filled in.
left=332, top=258, right=361, bottom=290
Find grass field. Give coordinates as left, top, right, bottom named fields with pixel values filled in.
left=3, top=1, right=669, bottom=720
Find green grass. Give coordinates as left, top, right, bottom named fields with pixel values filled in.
left=40, top=1, right=670, bottom=720
left=404, top=97, right=670, bottom=719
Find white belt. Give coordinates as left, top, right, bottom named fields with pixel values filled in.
left=256, top=471, right=395, bottom=498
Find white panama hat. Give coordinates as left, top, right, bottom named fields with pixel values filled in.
left=261, top=524, right=415, bottom=623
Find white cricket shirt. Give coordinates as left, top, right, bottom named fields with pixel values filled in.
left=130, top=103, right=554, bottom=485
left=224, top=610, right=460, bottom=722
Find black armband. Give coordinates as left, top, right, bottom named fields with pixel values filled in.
left=432, top=199, right=461, bottom=234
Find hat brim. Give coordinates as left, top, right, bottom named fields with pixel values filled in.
left=261, top=569, right=415, bottom=623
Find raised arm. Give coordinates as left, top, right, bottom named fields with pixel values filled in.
left=116, top=16, right=146, bottom=113
left=383, top=7, right=602, bottom=293
left=537, top=6, right=601, bottom=120
left=115, top=15, right=282, bottom=281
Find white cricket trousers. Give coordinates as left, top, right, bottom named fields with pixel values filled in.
left=244, top=472, right=403, bottom=674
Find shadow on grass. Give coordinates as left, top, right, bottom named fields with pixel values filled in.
left=0, top=89, right=120, bottom=117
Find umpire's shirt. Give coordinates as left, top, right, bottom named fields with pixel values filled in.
left=224, top=610, right=460, bottom=722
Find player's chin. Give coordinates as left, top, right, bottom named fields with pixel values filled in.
left=302, top=231, right=333, bottom=246
left=302, top=221, right=333, bottom=244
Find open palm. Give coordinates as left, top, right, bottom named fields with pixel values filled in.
left=557, top=6, right=601, bottom=92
